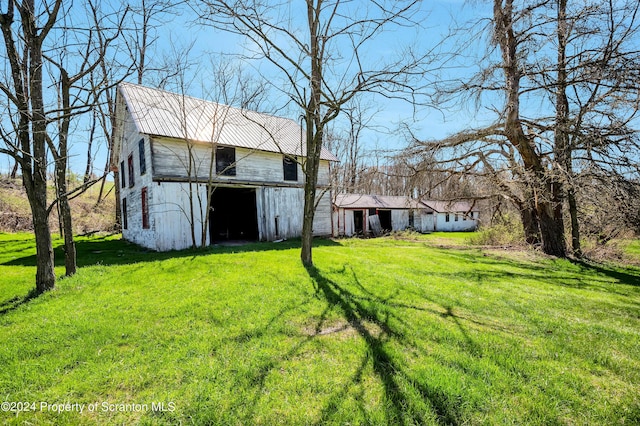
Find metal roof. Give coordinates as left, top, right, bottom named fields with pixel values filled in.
left=118, top=82, right=338, bottom=161
left=421, top=200, right=478, bottom=213
left=334, top=194, right=480, bottom=213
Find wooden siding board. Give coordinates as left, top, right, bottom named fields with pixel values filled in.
left=151, top=137, right=330, bottom=187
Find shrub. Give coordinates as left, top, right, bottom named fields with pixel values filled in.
left=469, top=214, right=524, bottom=246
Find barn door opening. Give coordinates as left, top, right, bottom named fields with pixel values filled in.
left=378, top=210, right=392, bottom=231
left=209, top=187, right=259, bottom=242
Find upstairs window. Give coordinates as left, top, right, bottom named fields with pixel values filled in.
left=138, top=139, right=146, bottom=175
left=120, top=161, right=126, bottom=189
left=283, top=156, right=298, bottom=181
left=128, top=154, right=134, bottom=187
left=216, top=146, right=236, bottom=176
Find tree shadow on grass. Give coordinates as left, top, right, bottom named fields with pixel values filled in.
left=305, top=264, right=464, bottom=425
left=0, top=235, right=342, bottom=268
left=0, top=288, right=40, bottom=316
left=569, top=258, right=640, bottom=287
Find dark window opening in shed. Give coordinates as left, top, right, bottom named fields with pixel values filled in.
left=368, top=208, right=377, bottom=216
left=209, top=187, right=258, bottom=242
left=283, top=156, right=298, bottom=181
left=378, top=210, right=392, bottom=230
left=353, top=210, right=365, bottom=234
left=445, top=213, right=450, bottom=222
left=216, top=146, right=236, bottom=176
left=408, top=210, right=414, bottom=228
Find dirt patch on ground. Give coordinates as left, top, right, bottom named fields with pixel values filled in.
left=304, top=319, right=386, bottom=339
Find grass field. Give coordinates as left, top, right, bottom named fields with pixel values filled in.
left=1, top=233, right=639, bottom=425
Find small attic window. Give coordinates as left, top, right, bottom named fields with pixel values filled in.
left=216, top=146, right=236, bottom=176
left=283, top=156, right=298, bottom=181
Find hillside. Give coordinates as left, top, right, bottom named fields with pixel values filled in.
left=0, top=177, right=116, bottom=234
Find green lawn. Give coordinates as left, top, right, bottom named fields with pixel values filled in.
left=1, top=233, right=639, bottom=425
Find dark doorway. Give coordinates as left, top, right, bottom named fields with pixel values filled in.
left=209, top=187, right=259, bottom=242
left=353, top=210, right=364, bottom=234
left=378, top=210, right=392, bottom=231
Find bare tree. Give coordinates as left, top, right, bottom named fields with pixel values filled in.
left=0, top=0, right=62, bottom=291
left=412, top=0, right=640, bottom=257
left=0, top=0, right=130, bottom=290
left=193, top=0, right=431, bottom=265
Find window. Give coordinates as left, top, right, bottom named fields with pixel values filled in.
left=454, top=213, right=459, bottom=222
left=408, top=211, right=414, bottom=228
left=142, top=187, right=149, bottom=229
left=216, top=146, right=236, bottom=176
left=138, top=139, right=146, bottom=175
left=120, top=161, right=126, bottom=189
left=283, top=156, right=298, bottom=181
left=122, top=197, right=128, bottom=230
left=128, top=154, right=134, bottom=187
left=445, top=213, right=450, bottom=222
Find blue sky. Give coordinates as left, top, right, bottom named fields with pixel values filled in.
left=0, top=0, right=493, bottom=175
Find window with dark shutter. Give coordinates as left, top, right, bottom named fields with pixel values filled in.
left=138, top=139, right=146, bottom=175
left=142, top=187, right=149, bottom=229
left=283, top=156, right=298, bottom=181
left=120, top=161, right=126, bottom=188
left=128, top=154, right=134, bottom=187
left=122, top=197, right=128, bottom=229
left=216, top=146, right=236, bottom=176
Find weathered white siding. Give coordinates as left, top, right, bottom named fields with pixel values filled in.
left=257, top=187, right=332, bottom=240
left=434, top=212, right=478, bottom=232
left=152, top=182, right=209, bottom=251
left=151, top=137, right=330, bottom=186
left=391, top=210, right=409, bottom=231
left=119, top=109, right=156, bottom=249
left=420, top=212, right=435, bottom=233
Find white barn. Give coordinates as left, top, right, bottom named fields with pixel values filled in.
left=112, top=83, right=338, bottom=251
left=332, top=194, right=479, bottom=236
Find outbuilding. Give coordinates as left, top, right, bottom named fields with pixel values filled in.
left=332, top=194, right=479, bottom=236
left=112, top=83, right=337, bottom=251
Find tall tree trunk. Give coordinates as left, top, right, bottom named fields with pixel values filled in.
left=520, top=204, right=540, bottom=245
left=55, top=69, right=77, bottom=276
left=494, top=0, right=566, bottom=257
left=567, top=187, right=581, bottom=257
left=10, top=161, right=18, bottom=178
left=301, top=0, right=323, bottom=266
left=56, top=163, right=77, bottom=275
left=28, top=5, right=58, bottom=290
left=84, top=109, right=97, bottom=184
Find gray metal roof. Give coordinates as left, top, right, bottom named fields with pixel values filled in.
left=334, top=194, right=479, bottom=213
left=421, top=200, right=478, bottom=213
left=118, top=82, right=338, bottom=161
